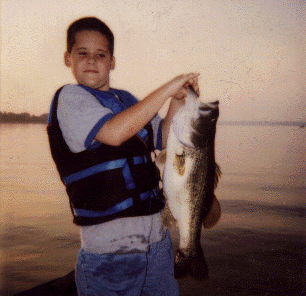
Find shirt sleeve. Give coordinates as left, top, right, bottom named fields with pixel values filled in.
left=57, top=84, right=114, bottom=153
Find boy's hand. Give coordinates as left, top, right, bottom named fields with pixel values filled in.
left=169, top=73, right=200, bottom=100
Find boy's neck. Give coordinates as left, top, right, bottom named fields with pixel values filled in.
left=78, top=84, right=112, bottom=92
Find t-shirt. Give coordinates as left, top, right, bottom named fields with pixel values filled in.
left=57, top=84, right=166, bottom=254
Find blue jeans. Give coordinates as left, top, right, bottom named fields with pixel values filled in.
left=75, top=230, right=179, bottom=296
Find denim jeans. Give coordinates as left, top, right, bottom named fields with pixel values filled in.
left=75, top=230, right=179, bottom=296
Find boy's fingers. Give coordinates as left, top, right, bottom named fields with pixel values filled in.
left=186, top=73, right=200, bottom=81
left=179, top=73, right=199, bottom=81
left=172, top=73, right=200, bottom=96
left=183, top=74, right=200, bottom=95
left=183, top=82, right=189, bottom=88
left=192, top=79, right=200, bottom=96
left=186, top=74, right=200, bottom=86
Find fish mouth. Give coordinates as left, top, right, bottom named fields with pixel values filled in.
left=198, top=101, right=219, bottom=123
left=199, top=101, right=219, bottom=112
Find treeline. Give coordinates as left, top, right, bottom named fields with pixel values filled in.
left=1, top=112, right=304, bottom=127
left=0, top=112, right=48, bottom=123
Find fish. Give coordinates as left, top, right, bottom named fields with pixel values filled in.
left=156, top=86, right=221, bottom=280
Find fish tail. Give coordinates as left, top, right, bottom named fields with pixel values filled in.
left=174, top=248, right=209, bottom=280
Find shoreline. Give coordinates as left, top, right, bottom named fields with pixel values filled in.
left=1, top=120, right=305, bottom=126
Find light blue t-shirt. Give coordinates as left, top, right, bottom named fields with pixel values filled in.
left=57, top=84, right=166, bottom=254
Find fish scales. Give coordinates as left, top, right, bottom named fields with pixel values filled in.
left=156, top=86, right=221, bottom=280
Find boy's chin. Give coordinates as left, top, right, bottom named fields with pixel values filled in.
left=81, top=81, right=109, bottom=91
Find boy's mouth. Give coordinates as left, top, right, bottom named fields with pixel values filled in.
left=84, top=70, right=99, bottom=73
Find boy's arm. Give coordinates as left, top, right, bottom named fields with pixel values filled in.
left=95, top=73, right=199, bottom=146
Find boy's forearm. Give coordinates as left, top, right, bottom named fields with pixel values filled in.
left=95, top=84, right=173, bottom=146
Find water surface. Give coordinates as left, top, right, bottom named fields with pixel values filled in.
left=0, top=124, right=304, bottom=295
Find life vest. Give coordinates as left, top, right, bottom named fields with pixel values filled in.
left=47, top=85, right=165, bottom=226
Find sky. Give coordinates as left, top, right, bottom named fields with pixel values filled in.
left=0, top=0, right=305, bottom=121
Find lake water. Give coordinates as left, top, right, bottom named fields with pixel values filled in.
left=0, top=124, right=305, bottom=295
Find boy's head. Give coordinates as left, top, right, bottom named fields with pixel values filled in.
left=64, top=17, right=116, bottom=91
left=67, top=17, right=114, bottom=56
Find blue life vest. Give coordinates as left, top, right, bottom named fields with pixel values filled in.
left=47, top=85, right=164, bottom=226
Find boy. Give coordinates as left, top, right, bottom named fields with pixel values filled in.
left=47, top=17, right=199, bottom=295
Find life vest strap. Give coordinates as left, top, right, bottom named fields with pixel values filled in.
left=63, top=158, right=126, bottom=185
left=63, top=155, right=149, bottom=189
left=73, top=187, right=158, bottom=218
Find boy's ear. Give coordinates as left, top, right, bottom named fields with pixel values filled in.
left=111, top=56, right=116, bottom=70
left=64, top=52, right=71, bottom=67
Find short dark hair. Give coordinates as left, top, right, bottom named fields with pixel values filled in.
left=67, top=17, right=114, bottom=55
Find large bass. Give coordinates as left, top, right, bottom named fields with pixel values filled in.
left=156, top=86, right=221, bottom=280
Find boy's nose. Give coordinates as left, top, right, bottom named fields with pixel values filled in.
left=87, top=54, right=96, bottom=63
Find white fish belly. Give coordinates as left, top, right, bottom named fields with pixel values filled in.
left=163, top=127, right=196, bottom=250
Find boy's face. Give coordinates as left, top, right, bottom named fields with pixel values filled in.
left=64, top=30, right=115, bottom=91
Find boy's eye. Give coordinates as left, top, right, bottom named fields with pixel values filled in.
left=79, top=52, right=87, bottom=56
left=98, top=54, right=105, bottom=58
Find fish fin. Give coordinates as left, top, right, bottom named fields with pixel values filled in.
left=174, top=248, right=209, bottom=280
left=203, top=195, right=222, bottom=229
left=214, top=162, right=222, bottom=189
left=161, top=201, right=177, bottom=229
left=155, top=149, right=167, bottom=178
left=155, top=149, right=167, bottom=165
